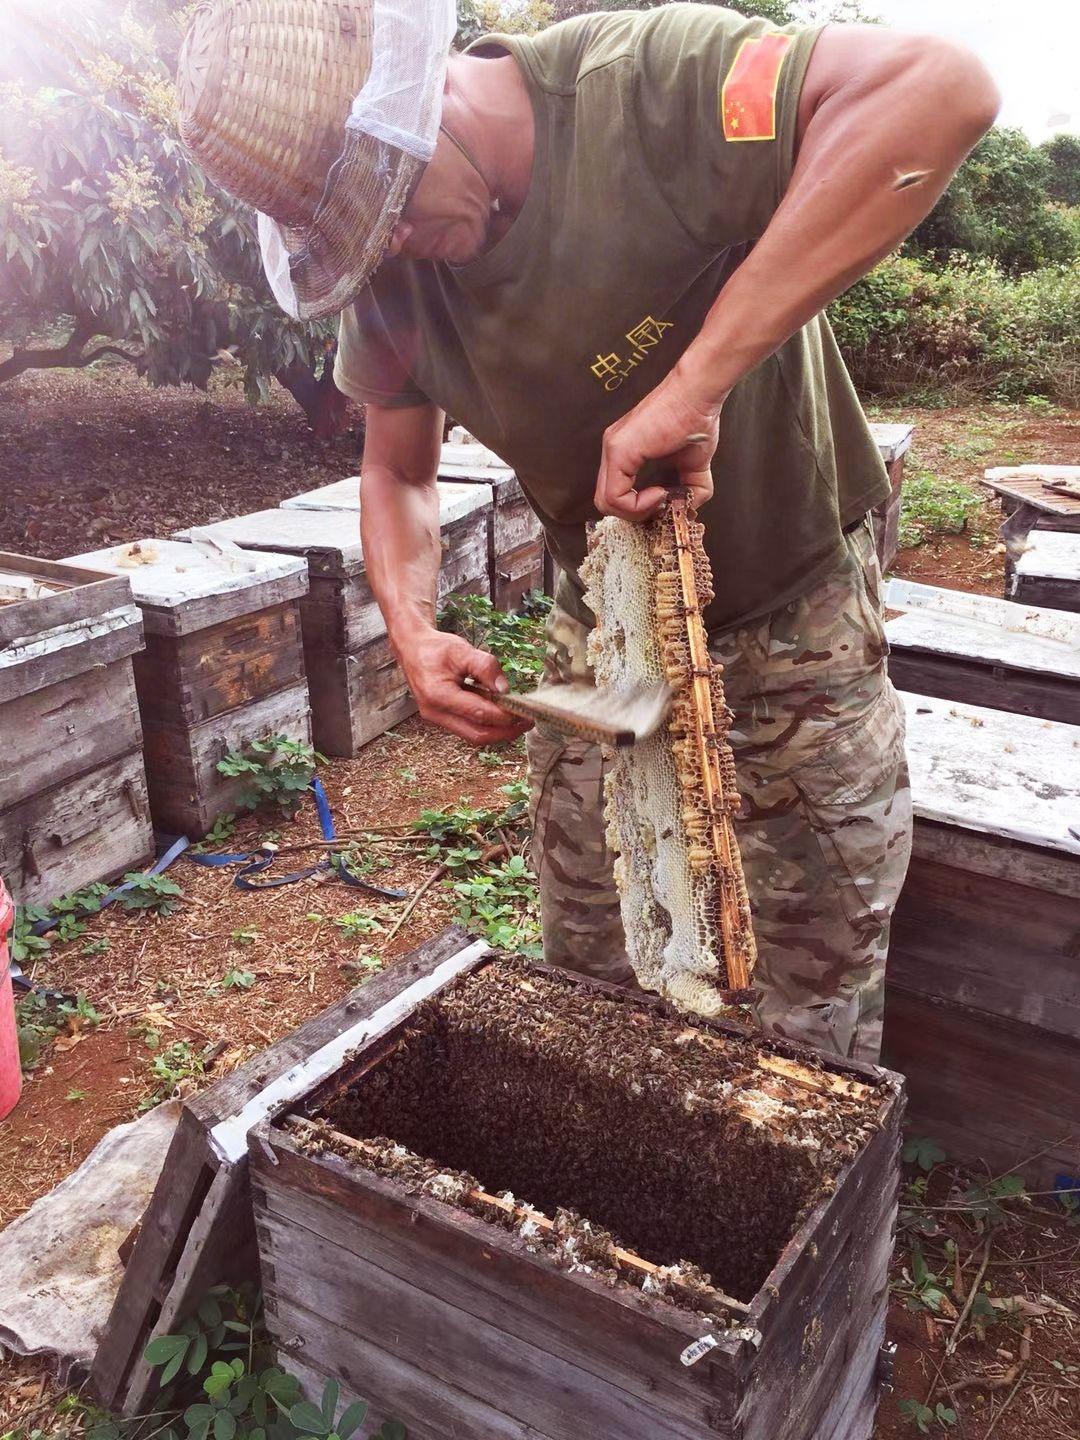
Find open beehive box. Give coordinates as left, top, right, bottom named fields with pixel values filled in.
left=251, top=949, right=903, bottom=1440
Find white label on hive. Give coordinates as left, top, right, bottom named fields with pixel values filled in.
left=680, top=1334, right=719, bottom=1367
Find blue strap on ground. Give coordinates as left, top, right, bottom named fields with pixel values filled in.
left=185, top=779, right=407, bottom=900
left=29, top=834, right=191, bottom=937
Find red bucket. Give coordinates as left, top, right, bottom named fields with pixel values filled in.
left=0, top=877, right=21, bottom=1121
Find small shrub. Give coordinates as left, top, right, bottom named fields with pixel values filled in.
left=217, top=736, right=324, bottom=815
left=451, top=854, right=542, bottom=957
left=897, top=468, right=987, bottom=549
left=437, top=592, right=549, bottom=689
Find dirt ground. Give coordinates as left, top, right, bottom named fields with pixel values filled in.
left=2, top=370, right=1080, bottom=1439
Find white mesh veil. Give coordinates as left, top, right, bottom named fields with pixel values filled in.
left=258, top=0, right=458, bottom=318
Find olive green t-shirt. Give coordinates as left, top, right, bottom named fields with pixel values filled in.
left=335, top=3, right=889, bottom=631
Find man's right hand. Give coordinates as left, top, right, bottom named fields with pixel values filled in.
left=394, top=628, right=532, bottom=747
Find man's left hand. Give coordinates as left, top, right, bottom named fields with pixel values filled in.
left=594, top=374, right=724, bottom=521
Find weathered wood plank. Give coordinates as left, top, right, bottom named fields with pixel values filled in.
left=252, top=1143, right=734, bottom=1427
left=891, top=852, right=1080, bottom=1037
left=281, top=478, right=492, bottom=530
left=304, top=638, right=416, bottom=758
left=140, top=681, right=311, bottom=837
left=0, top=748, right=154, bottom=906
left=883, top=988, right=1080, bottom=1188
left=270, top=1314, right=554, bottom=1440
left=0, top=658, right=143, bottom=809
left=174, top=511, right=365, bottom=581
left=983, top=466, right=1080, bottom=517
left=0, top=605, right=144, bottom=706
left=0, top=553, right=133, bottom=646
left=888, top=650, right=1080, bottom=725
left=902, top=692, right=1080, bottom=855
left=259, top=1231, right=722, bottom=1440
left=133, top=601, right=306, bottom=727
left=1011, top=530, right=1080, bottom=613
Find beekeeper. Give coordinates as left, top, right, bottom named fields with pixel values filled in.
left=177, top=0, right=998, bottom=1061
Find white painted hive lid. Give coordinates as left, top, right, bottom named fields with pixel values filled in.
left=63, top=538, right=306, bottom=609
left=1014, top=529, right=1080, bottom=582
left=174, top=508, right=364, bottom=567
left=438, top=439, right=514, bottom=481
left=884, top=579, right=1080, bottom=679
left=281, top=478, right=493, bottom=526
left=902, top=691, right=1080, bottom=854
left=866, top=421, right=914, bottom=462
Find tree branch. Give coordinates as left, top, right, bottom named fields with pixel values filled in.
left=0, top=330, right=140, bottom=387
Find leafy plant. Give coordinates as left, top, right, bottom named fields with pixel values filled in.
left=217, top=736, right=323, bottom=815
left=894, top=1243, right=949, bottom=1313
left=898, top=1398, right=957, bottom=1433
left=334, top=912, right=384, bottom=940
left=16, top=990, right=101, bottom=1070
left=231, top=927, right=259, bottom=948
left=896, top=468, right=988, bottom=550
left=903, top=1137, right=946, bottom=1173
left=82, top=936, right=112, bottom=956
left=962, top=1174, right=1027, bottom=1224
left=0, top=2, right=337, bottom=426
left=139, top=1286, right=406, bottom=1440
left=119, top=871, right=185, bottom=916
left=193, top=816, right=238, bottom=854
left=437, top=592, right=550, bottom=690
left=451, top=854, right=542, bottom=957
left=66, top=1087, right=89, bottom=1102
left=140, top=1040, right=205, bottom=1110
left=221, top=968, right=256, bottom=991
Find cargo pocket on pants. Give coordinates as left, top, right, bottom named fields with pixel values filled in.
left=791, top=685, right=910, bottom=933
left=526, top=723, right=568, bottom=887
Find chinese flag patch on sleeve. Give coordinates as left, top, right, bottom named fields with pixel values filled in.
left=721, top=32, right=794, bottom=142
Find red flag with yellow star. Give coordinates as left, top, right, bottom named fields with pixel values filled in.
left=721, top=32, right=793, bottom=142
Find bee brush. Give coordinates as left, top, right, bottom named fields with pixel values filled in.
left=468, top=678, right=674, bottom=749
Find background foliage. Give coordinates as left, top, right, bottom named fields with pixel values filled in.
left=2, top=0, right=1077, bottom=411
left=0, top=0, right=340, bottom=427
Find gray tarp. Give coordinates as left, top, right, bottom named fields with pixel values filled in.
left=0, top=1101, right=180, bottom=1378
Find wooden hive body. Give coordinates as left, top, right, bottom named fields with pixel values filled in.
left=867, top=421, right=913, bottom=571
left=0, top=553, right=153, bottom=903
left=884, top=692, right=1080, bottom=1186
left=439, top=441, right=548, bottom=609
left=250, top=950, right=903, bottom=1440
left=63, top=540, right=310, bottom=837
left=885, top=579, right=1080, bottom=724
left=1010, top=529, right=1080, bottom=614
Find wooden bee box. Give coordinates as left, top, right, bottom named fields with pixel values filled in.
left=63, top=540, right=310, bottom=838
left=884, top=692, right=1080, bottom=1186
left=1009, top=529, right=1080, bottom=614
left=251, top=954, right=903, bottom=1440
left=885, top=579, right=1080, bottom=724
left=439, top=441, right=547, bottom=609
left=867, top=421, right=913, bottom=570
left=269, top=481, right=493, bottom=750
left=0, top=553, right=154, bottom=904
left=983, top=466, right=1080, bottom=589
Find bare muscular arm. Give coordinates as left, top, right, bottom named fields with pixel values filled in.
left=595, top=25, right=1000, bottom=518
left=362, top=402, right=528, bottom=745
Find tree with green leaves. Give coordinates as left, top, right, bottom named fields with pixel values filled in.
left=909, top=126, right=1078, bottom=274
left=1041, top=132, right=1080, bottom=209
left=0, top=1, right=342, bottom=431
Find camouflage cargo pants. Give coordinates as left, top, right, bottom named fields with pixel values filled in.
left=527, top=520, right=912, bottom=1064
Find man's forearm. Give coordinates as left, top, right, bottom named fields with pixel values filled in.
left=361, top=461, right=443, bottom=648
left=675, top=30, right=1000, bottom=408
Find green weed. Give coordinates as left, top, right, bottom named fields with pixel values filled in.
left=437, top=591, right=549, bottom=689
left=897, top=468, right=987, bottom=549
left=450, top=854, right=542, bottom=957
left=217, top=736, right=324, bottom=815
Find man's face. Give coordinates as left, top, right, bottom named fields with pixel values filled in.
left=386, top=128, right=493, bottom=266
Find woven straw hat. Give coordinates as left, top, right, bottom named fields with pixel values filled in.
left=177, top=0, right=443, bottom=320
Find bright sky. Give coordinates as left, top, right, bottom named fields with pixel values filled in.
left=871, top=0, right=1079, bottom=142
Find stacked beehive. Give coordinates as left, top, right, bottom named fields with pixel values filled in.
left=64, top=539, right=310, bottom=837
left=0, top=553, right=153, bottom=903
left=438, top=435, right=549, bottom=608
